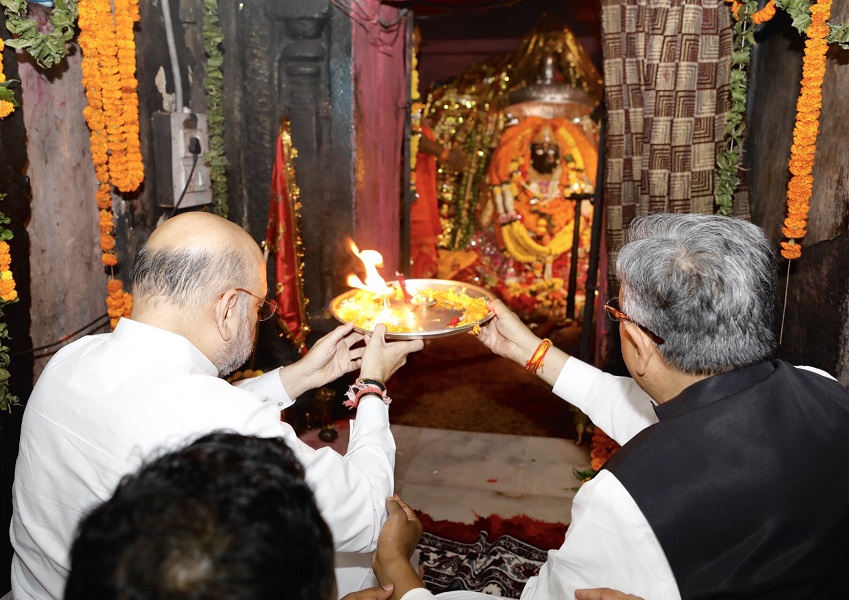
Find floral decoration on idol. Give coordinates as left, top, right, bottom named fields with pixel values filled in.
left=78, top=0, right=141, bottom=328
left=487, top=116, right=595, bottom=281
left=0, top=193, right=19, bottom=411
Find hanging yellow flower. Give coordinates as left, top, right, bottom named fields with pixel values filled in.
left=106, top=278, right=132, bottom=329
left=780, top=0, right=831, bottom=260
left=0, top=37, right=17, bottom=119
left=0, top=241, right=17, bottom=303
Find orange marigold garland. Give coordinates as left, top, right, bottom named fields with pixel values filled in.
left=106, top=278, right=133, bottom=330
left=0, top=241, right=16, bottom=303
left=0, top=37, right=18, bottom=119
left=728, top=0, right=777, bottom=24
left=0, top=194, right=19, bottom=411
left=781, top=0, right=831, bottom=260
left=78, top=0, right=141, bottom=328
left=589, top=426, right=620, bottom=473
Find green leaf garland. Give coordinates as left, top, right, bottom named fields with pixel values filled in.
left=715, top=1, right=756, bottom=216
left=202, top=0, right=228, bottom=218
left=1, top=0, right=79, bottom=69
left=0, top=193, right=19, bottom=412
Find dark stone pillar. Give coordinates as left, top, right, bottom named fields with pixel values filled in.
left=0, top=13, right=34, bottom=593
left=221, top=0, right=355, bottom=320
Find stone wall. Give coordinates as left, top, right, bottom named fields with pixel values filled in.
left=747, top=8, right=849, bottom=385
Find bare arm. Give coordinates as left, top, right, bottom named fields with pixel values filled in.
left=475, top=299, right=569, bottom=387
left=371, top=496, right=426, bottom=600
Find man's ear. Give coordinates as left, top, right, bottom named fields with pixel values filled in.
left=213, top=290, right=239, bottom=342
left=621, top=321, right=659, bottom=377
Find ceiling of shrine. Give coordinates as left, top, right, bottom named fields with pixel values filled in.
left=386, top=0, right=602, bottom=89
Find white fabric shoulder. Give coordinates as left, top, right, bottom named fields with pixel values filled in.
left=521, top=470, right=680, bottom=600
left=795, top=364, right=838, bottom=381
left=552, top=358, right=657, bottom=445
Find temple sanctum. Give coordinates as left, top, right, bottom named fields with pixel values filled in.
left=2, top=0, right=849, bottom=598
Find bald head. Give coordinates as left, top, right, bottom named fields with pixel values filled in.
left=131, top=212, right=264, bottom=310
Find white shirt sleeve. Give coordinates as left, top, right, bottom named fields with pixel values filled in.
left=520, top=470, right=680, bottom=600
left=233, top=367, right=294, bottom=409
left=552, top=358, right=658, bottom=445
left=401, top=588, right=438, bottom=600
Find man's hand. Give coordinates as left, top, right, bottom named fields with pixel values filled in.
left=376, top=495, right=423, bottom=560
left=475, top=299, right=543, bottom=365
left=342, top=584, right=394, bottom=600
left=360, top=325, right=424, bottom=383
left=372, top=495, right=425, bottom=600
left=575, top=588, right=644, bottom=600
left=279, top=322, right=365, bottom=398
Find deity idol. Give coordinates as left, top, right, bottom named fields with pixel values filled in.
left=485, top=116, right=596, bottom=282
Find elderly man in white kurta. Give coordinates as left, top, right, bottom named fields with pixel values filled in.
left=10, top=212, right=423, bottom=600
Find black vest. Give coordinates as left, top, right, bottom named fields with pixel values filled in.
left=605, top=360, right=849, bottom=599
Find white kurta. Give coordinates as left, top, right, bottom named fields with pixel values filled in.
left=10, top=318, right=394, bottom=600
left=398, top=358, right=677, bottom=600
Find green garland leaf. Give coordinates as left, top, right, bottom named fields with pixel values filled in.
left=775, top=0, right=813, bottom=33
left=1, top=0, right=79, bottom=69
left=826, top=21, right=849, bottom=49
left=0, top=193, right=19, bottom=412
left=202, top=0, right=229, bottom=218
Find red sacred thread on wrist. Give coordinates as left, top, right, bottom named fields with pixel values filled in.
left=344, top=379, right=392, bottom=409
left=525, top=338, right=552, bottom=375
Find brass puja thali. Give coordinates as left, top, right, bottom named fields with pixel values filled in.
left=329, top=279, right=496, bottom=340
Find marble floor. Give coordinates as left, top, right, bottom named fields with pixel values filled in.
left=301, top=422, right=591, bottom=525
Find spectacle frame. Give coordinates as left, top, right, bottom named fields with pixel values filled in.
left=603, top=297, right=665, bottom=345
left=233, top=288, right=278, bottom=322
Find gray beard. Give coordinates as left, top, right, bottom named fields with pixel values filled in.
left=213, top=298, right=255, bottom=376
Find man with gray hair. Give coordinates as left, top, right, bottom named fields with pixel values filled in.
left=11, top=212, right=423, bottom=600
left=469, top=212, right=849, bottom=599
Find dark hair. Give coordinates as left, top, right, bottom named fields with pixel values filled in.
left=130, top=244, right=251, bottom=309
left=65, top=432, right=335, bottom=600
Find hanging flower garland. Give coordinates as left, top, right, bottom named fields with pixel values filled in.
left=78, top=0, right=140, bottom=328
left=780, top=0, right=830, bottom=260
left=0, top=37, right=20, bottom=119
left=0, top=193, right=19, bottom=412
left=0, top=0, right=78, bottom=69
left=715, top=1, right=759, bottom=215
left=202, top=0, right=229, bottom=217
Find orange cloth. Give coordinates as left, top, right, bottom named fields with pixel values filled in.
left=410, top=125, right=442, bottom=278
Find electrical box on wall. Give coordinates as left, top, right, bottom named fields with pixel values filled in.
left=152, top=112, right=212, bottom=210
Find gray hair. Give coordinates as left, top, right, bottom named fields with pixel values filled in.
left=616, top=213, right=777, bottom=375
left=130, top=244, right=252, bottom=309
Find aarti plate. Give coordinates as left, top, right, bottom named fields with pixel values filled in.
left=329, top=278, right=496, bottom=340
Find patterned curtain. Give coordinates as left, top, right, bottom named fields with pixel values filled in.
left=601, top=0, right=749, bottom=284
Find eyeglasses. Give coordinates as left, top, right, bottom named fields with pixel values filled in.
left=234, top=288, right=278, bottom=322
left=603, top=298, right=665, bottom=345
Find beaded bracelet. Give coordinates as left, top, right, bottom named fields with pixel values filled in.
left=525, top=338, right=553, bottom=375
left=343, top=378, right=392, bottom=409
